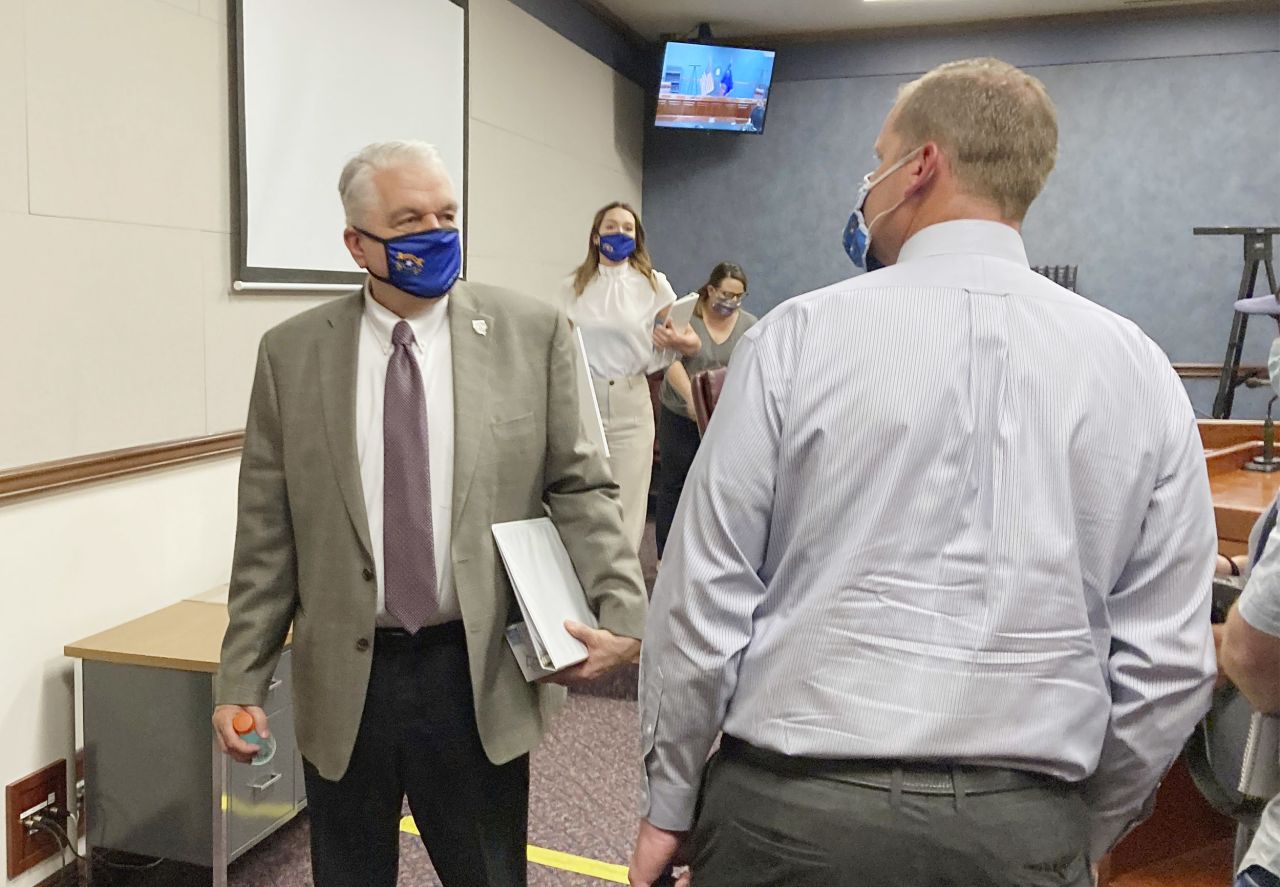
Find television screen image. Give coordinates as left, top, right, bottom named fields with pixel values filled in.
left=656, top=41, right=776, bottom=133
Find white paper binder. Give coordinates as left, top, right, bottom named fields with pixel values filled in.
left=1238, top=711, right=1280, bottom=801
left=574, top=328, right=610, bottom=459
left=492, top=517, right=598, bottom=680
left=648, top=293, right=700, bottom=373
left=665, top=293, right=698, bottom=331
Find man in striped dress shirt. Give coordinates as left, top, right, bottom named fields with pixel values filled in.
left=629, top=57, right=1216, bottom=887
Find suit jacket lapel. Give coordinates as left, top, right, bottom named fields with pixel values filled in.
left=449, top=281, right=493, bottom=523
left=317, top=292, right=374, bottom=560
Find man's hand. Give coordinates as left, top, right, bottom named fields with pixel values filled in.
left=543, top=621, right=640, bottom=685
left=213, top=704, right=269, bottom=764
left=629, top=818, right=690, bottom=887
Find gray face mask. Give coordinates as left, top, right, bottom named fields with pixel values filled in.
left=1270, top=337, right=1280, bottom=397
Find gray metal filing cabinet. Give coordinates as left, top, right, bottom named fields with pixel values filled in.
left=66, top=593, right=304, bottom=887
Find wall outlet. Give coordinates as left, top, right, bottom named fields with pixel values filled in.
left=6, top=760, right=68, bottom=879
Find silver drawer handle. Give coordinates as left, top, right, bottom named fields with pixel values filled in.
left=267, top=679, right=283, bottom=692
left=249, top=773, right=282, bottom=793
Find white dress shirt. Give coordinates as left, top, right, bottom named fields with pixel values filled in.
left=640, top=220, right=1217, bottom=861
left=559, top=263, right=677, bottom=379
left=356, top=284, right=457, bottom=626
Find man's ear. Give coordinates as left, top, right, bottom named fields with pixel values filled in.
left=344, top=227, right=369, bottom=269
left=906, top=142, right=942, bottom=197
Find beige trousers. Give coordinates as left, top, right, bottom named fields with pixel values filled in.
left=592, top=375, right=654, bottom=554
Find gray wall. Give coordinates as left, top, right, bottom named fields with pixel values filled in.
left=506, top=0, right=653, bottom=83
left=642, top=12, right=1280, bottom=417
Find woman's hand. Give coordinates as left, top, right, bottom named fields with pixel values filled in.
left=653, top=318, right=701, bottom=356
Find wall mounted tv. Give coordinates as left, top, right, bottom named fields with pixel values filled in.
left=656, top=41, right=776, bottom=133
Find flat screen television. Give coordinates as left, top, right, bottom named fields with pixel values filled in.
left=656, top=41, right=776, bottom=133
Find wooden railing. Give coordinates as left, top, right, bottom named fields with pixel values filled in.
left=0, top=432, right=244, bottom=505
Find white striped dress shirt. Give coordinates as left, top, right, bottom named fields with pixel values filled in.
left=640, top=220, right=1217, bottom=860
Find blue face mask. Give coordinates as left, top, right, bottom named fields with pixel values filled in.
left=842, top=147, right=922, bottom=271
left=357, top=226, right=461, bottom=299
left=598, top=232, right=637, bottom=262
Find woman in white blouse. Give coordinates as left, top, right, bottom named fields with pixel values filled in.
left=560, top=202, right=700, bottom=554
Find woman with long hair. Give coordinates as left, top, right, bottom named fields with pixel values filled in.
left=559, top=201, right=700, bottom=554
left=654, top=262, right=757, bottom=560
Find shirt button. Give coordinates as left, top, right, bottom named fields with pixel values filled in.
left=355, top=638, right=370, bottom=652
left=362, top=567, right=374, bottom=581
left=609, top=380, right=615, bottom=386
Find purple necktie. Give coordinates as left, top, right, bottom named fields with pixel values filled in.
left=383, top=320, right=438, bottom=634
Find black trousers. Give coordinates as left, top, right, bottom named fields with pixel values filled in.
left=655, top=406, right=701, bottom=558
left=303, top=622, right=529, bottom=887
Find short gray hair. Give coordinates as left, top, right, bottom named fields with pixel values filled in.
left=337, top=141, right=448, bottom=226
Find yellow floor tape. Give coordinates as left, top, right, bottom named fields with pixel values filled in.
left=399, top=816, right=629, bottom=884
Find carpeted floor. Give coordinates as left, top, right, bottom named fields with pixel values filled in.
left=81, top=693, right=640, bottom=887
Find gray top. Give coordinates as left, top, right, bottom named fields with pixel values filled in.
left=1237, top=500, right=1280, bottom=876
left=659, top=309, right=758, bottom=416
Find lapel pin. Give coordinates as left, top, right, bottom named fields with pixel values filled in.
left=472, top=319, right=488, bottom=337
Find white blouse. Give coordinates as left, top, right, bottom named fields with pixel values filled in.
left=559, top=262, right=678, bottom=379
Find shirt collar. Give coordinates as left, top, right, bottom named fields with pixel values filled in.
left=362, top=279, right=449, bottom=355
left=896, top=220, right=1030, bottom=268
left=597, top=260, right=631, bottom=279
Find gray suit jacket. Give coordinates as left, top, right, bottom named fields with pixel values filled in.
left=216, top=281, right=647, bottom=780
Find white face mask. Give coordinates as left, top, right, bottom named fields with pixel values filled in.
left=1269, top=337, right=1280, bottom=397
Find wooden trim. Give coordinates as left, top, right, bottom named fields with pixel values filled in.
left=1216, top=502, right=1265, bottom=546
left=1200, top=419, right=1265, bottom=451
left=1174, top=362, right=1267, bottom=380
left=0, top=432, right=244, bottom=505
left=1205, top=440, right=1263, bottom=475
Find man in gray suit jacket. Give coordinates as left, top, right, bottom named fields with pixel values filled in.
left=213, top=141, right=647, bottom=887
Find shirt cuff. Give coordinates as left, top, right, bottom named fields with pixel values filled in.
left=642, top=772, right=700, bottom=832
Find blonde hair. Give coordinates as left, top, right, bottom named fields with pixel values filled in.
left=892, top=58, right=1058, bottom=221
left=570, top=202, right=657, bottom=297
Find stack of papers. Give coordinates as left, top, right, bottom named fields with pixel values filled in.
left=493, top=518, right=598, bottom=681
left=1239, top=711, right=1280, bottom=800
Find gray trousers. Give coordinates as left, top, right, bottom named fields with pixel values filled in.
left=687, top=743, right=1091, bottom=887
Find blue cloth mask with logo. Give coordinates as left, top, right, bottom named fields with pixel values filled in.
left=357, top=227, right=461, bottom=299
left=842, top=147, right=922, bottom=271
left=598, top=232, right=637, bottom=262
